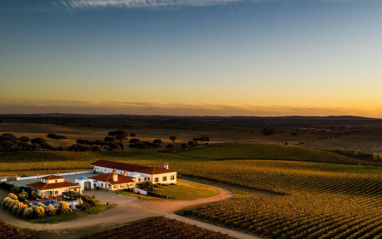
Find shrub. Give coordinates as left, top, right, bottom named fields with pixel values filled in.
left=17, top=203, right=27, bottom=217
left=8, top=193, right=17, bottom=200
left=23, top=207, right=34, bottom=219
left=58, top=201, right=70, bottom=214
left=48, top=204, right=56, bottom=216
left=6, top=199, right=18, bottom=211
left=30, top=190, right=37, bottom=199
left=34, top=206, right=45, bottom=218
left=18, top=191, right=28, bottom=202
left=11, top=185, right=20, bottom=194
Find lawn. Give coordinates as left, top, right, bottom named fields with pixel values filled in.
left=83, top=200, right=112, bottom=214
left=154, top=181, right=220, bottom=200
left=116, top=190, right=161, bottom=200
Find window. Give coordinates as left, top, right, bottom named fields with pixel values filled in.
left=163, top=176, right=167, bottom=181
left=101, top=183, right=104, bottom=187
left=171, top=175, right=175, bottom=180
left=148, top=177, right=150, bottom=181
left=55, top=191, right=58, bottom=195
left=74, top=188, right=77, bottom=191
left=138, top=178, right=141, bottom=182
left=120, top=184, right=125, bottom=187
left=155, top=178, right=159, bottom=182
left=55, top=180, right=58, bottom=183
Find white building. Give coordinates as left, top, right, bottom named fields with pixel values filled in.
left=90, top=169, right=135, bottom=191
left=26, top=175, right=82, bottom=197
left=90, top=160, right=177, bottom=185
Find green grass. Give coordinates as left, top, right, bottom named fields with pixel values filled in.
left=83, top=200, right=111, bottom=214
left=115, top=190, right=161, bottom=200
left=154, top=182, right=220, bottom=200
left=31, top=212, right=80, bottom=224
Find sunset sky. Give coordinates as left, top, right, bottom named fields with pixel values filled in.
left=1, top=0, right=382, bottom=117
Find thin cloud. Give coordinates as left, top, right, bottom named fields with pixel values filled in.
left=61, top=0, right=243, bottom=9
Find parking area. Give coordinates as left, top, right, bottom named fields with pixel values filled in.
left=83, top=190, right=136, bottom=205
left=7, top=172, right=100, bottom=187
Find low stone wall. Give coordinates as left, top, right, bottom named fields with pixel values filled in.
left=16, top=171, right=94, bottom=181
left=133, top=187, right=148, bottom=195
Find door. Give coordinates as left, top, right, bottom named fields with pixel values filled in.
left=84, top=181, right=91, bottom=190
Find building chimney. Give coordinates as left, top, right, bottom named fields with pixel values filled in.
left=164, top=163, right=169, bottom=170
left=124, top=171, right=128, bottom=176
left=113, top=168, right=118, bottom=182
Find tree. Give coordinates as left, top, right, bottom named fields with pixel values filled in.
left=129, top=143, right=146, bottom=149
left=47, top=133, right=66, bottom=140
left=92, top=145, right=102, bottom=152
left=170, top=136, right=177, bottom=143
left=200, top=137, right=210, bottom=143
left=262, top=128, right=274, bottom=136
left=31, top=138, right=45, bottom=144
left=130, top=133, right=136, bottom=137
left=1, top=141, right=15, bottom=151
left=19, top=136, right=30, bottom=143
left=181, top=143, right=187, bottom=149
left=188, top=141, right=195, bottom=146
left=107, top=142, right=120, bottom=151
left=16, top=142, right=30, bottom=151
left=129, top=138, right=140, bottom=144
left=0, top=133, right=17, bottom=143
left=193, top=138, right=199, bottom=145
left=166, top=144, right=174, bottom=150
left=104, top=136, right=115, bottom=143
left=115, top=134, right=127, bottom=141
left=153, top=139, right=162, bottom=144
left=291, top=131, right=298, bottom=136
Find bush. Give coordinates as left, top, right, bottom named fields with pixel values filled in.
left=57, top=201, right=70, bottom=214
left=48, top=204, right=56, bottom=216
left=8, top=193, right=17, bottom=200
left=18, top=191, right=28, bottom=202
left=23, top=207, right=34, bottom=219
left=6, top=199, right=18, bottom=211
left=17, top=203, right=27, bottom=217
left=1, top=197, right=11, bottom=209
left=34, top=206, right=45, bottom=218
left=3, top=182, right=14, bottom=191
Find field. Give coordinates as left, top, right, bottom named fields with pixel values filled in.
left=83, top=216, right=237, bottom=239
left=305, top=130, right=382, bottom=154
left=0, top=122, right=338, bottom=148
left=0, top=143, right=373, bottom=174
left=155, top=182, right=220, bottom=200
left=2, top=142, right=382, bottom=238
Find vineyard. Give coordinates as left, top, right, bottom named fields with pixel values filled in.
left=0, top=219, right=36, bottom=239
left=83, top=216, right=236, bottom=239
left=176, top=159, right=382, bottom=238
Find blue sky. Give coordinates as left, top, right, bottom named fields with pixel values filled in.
left=1, top=0, right=382, bottom=116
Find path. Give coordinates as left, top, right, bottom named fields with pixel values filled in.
left=0, top=181, right=262, bottom=239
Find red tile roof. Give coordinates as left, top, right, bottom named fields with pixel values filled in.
left=41, top=175, right=65, bottom=180
left=90, top=173, right=135, bottom=185
left=26, top=182, right=80, bottom=191
left=90, top=160, right=175, bottom=175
